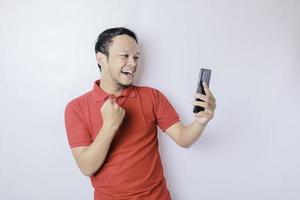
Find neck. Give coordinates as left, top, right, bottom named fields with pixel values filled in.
left=99, top=77, right=124, bottom=96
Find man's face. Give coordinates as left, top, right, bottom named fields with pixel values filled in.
left=99, top=34, right=139, bottom=88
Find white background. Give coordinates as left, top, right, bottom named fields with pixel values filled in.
left=1, top=0, right=300, bottom=199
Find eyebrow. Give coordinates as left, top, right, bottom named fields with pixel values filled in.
left=120, top=50, right=140, bottom=55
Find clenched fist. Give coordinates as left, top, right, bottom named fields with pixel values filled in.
left=101, top=98, right=125, bottom=133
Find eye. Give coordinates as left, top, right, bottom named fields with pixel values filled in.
left=134, top=56, right=139, bottom=60
left=121, top=54, right=129, bottom=58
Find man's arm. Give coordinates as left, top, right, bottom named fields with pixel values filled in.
left=165, top=121, right=207, bottom=148
left=165, top=82, right=216, bottom=148
left=71, top=125, right=116, bottom=177
left=71, top=98, right=125, bottom=177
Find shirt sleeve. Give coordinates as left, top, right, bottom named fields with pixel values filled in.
left=153, top=89, right=180, bottom=132
left=64, top=101, right=93, bottom=148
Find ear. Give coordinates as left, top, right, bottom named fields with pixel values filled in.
left=96, top=52, right=107, bottom=66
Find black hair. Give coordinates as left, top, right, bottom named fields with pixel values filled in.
left=95, top=27, right=138, bottom=71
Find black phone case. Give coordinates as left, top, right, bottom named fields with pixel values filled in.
left=193, top=68, right=212, bottom=113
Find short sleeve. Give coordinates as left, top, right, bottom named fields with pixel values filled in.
left=153, top=89, right=180, bottom=132
left=64, top=102, right=92, bottom=148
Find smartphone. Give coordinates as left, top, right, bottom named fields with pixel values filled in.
left=193, top=68, right=212, bottom=113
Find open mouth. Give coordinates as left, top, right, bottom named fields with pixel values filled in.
left=121, top=70, right=134, bottom=77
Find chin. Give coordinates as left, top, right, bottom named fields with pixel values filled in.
left=118, top=80, right=133, bottom=88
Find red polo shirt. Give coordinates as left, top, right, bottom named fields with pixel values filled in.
left=64, top=80, right=180, bottom=200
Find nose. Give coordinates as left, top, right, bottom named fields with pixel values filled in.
left=127, top=56, right=137, bottom=67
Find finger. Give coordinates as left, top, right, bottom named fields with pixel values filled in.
left=211, top=101, right=217, bottom=110
left=203, top=82, right=215, bottom=100
left=194, top=110, right=213, bottom=118
left=204, top=82, right=216, bottom=100
left=210, top=92, right=216, bottom=103
left=104, top=98, right=113, bottom=105
left=192, top=101, right=215, bottom=114
left=192, top=98, right=215, bottom=107
left=192, top=101, right=209, bottom=109
left=122, top=108, right=126, bottom=115
left=202, top=82, right=212, bottom=96
left=194, top=111, right=210, bottom=117
left=205, top=108, right=213, bottom=115
left=194, top=111, right=204, bottom=117
left=194, top=94, right=216, bottom=108
left=112, top=100, right=119, bottom=108
left=203, top=83, right=217, bottom=104
left=193, top=93, right=209, bottom=102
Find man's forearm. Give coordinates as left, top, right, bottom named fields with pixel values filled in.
left=76, top=125, right=116, bottom=176
left=179, top=120, right=207, bottom=148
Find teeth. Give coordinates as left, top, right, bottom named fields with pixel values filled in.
left=122, top=70, right=133, bottom=74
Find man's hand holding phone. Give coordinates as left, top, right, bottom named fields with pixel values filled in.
left=192, top=68, right=216, bottom=125
left=192, top=82, right=216, bottom=125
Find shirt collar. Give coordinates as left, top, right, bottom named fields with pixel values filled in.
left=92, top=80, right=136, bottom=102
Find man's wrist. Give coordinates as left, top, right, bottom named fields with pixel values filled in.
left=100, top=123, right=118, bottom=138
left=193, top=119, right=208, bottom=127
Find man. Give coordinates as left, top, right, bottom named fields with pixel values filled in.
left=64, top=27, right=216, bottom=200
